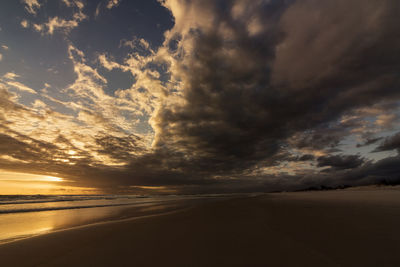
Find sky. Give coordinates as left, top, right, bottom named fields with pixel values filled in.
left=0, top=0, right=400, bottom=195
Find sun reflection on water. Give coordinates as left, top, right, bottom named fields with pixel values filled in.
left=0, top=206, right=125, bottom=244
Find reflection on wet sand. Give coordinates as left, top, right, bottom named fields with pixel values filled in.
left=0, top=201, right=186, bottom=244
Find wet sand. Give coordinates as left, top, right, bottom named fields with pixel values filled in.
left=1, top=188, right=399, bottom=266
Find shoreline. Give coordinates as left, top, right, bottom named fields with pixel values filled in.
left=0, top=197, right=217, bottom=245
left=0, top=205, right=192, bottom=246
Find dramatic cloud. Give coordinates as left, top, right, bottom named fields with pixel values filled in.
left=1, top=0, right=400, bottom=193
left=144, top=0, right=400, bottom=191
left=374, top=132, right=400, bottom=152
left=317, top=155, right=365, bottom=170
left=153, top=0, right=399, bottom=162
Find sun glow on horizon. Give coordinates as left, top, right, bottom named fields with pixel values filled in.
left=67, top=150, right=77, bottom=155
left=0, top=171, right=65, bottom=182
left=0, top=170, right=100, bottom=195
left=43, top=176, right=64, bottom=182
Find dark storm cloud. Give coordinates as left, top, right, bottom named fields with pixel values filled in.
left=95, top=134, right=145, bottom=160
left=282, top=153, right=315, bottom=162
left=317, top=155, right=365, bottom=170
left=81, top=0, right=400, bottom=192
left=254, top=155, right=400, bottom=192
left=296, top=154, right=315, bottom=162
left=356, top=156, right=400, bottom=185
left=316, top=155, right=400, bottom=188
left=290, top=127, right=346, bottom=151
left=374, top=132, right=400, bottom=152
left=0, top=133, right=46, bottom=162
left=151, top=0, right=400, bottom=182
left=0, top=131, right=70, bottom=177
left=0, top=131, right=88, bottom=168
